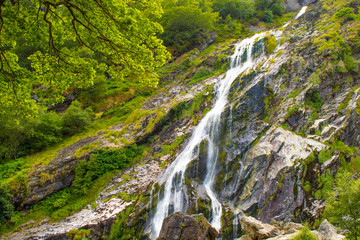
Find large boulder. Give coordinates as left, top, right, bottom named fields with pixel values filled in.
left=240, top=216, right=281, bottom=240
left=318, top=220, right=345, bottom=240
left=157, top=212, right=218, bottom=240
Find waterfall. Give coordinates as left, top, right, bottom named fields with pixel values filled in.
left=295, top=6, right=308, bottom=19
left=149, top=31, right=274, bottom=239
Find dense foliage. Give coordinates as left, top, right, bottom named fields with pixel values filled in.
left=292, top=227, right=319, bottom=240
left=324, top=172, right=360, bottom=240
left=0, top=101, right=93, bottom=160
left=0, top=186, right=14, bottom=224
left=160, top=1, right=218, bottom=54
left=0, top=0, right=169, bottom=119
left=212, top=0, right=255, bottom=21
left=72, top=146, right=142, bottom=194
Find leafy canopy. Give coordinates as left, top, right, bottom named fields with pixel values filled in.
left=0, top=0, right=169, bottom=118
left=159, top=0, right=218, bottom=54
left=212, top=0, right=255, bottom=21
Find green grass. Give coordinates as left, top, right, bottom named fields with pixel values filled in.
left=337, top=89, right=354, bottom=112
left=292, top=226, right=319, bottom=240
left=318, top=148, right=333, bottom=163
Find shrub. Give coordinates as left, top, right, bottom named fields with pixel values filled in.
left=72, top=145, right=143, bottom=194
left=265, top=35, right=277, bottom=54
left=292, top=227, right=319, bottom=240
left=192, top=67, right=214, bottom=81
left=25, top=111, right=63, bottom=152
left=67, top=229, right=91, bottom=240
left=344, top=55, right=359, bottom=72
left=212, top=0, right=255, bottom=21
left=0, top=185, right=14, bottom=224
left=324, top=171, right=360, bottom=240
left=305, top=89, right=323, bottom=111
left=318, top=149, right=332, bottom=163
left=62, top=101, right=93, bottom=135
left=160, top=4, right=218, bottom=54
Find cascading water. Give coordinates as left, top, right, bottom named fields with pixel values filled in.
left=149, top=31, right=277, bottom=239
left=149, top=7, right=308, bottom=239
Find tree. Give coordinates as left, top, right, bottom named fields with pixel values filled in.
left=323, top=171, right=360, bottom=240
left=212, top=0, right=255, bottom=21
left=62, top=101, right=93, bottom=135
left=0, top=0, right=169, bottom=119
left=160, top=1, right=218, bottom=54
left=0, top=184, right=14, bottom=224
left=255, top=0, right=284, bottom=22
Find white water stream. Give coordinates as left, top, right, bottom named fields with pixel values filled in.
left=150, top=7, right=307, bottom=239
left=150, top=31, right=271, bottom=239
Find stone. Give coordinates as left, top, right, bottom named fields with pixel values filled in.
left=240, top=216, right=281, bottom=239
left=157, top=212, right=218, bottom=240
left=318, top=219, right=345, bottom=240
left=271, top=220, right=303, bottom=234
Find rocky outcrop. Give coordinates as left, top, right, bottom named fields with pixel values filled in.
left=237, top=217, right=345, bottom=240
left=3, top=198, right=132, bottom=240
left=239, top=216, right=281, bottom=240
left=318, top=220, right=346, bottom=240
left=157, top=212, right=218, bottom=240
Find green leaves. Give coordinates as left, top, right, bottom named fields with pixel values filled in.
left=0, top=0, right=169, bottom=117
left=160, top=2, right=218, bottom=53
left=324, top=171, right=360, bottom=239
left=212, top=0, right=255, bottom=21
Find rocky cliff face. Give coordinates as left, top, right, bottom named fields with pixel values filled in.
left=145, top=1, right=359, bottom=239
left=2, top=0, right=359, bottom=239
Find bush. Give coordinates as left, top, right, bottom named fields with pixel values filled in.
left=0, top=185, right=14, bottom=224
left=160, top=4, right=218, bottom=54
left=192, top=67, right=214, bottom=81
left=62, top=101, right=93, bottom=135
left=24, top=111, right=63, bottom=152
left=344, top=55, right=359, bottom=72
left=305, top=89, right=323, bottom=111
left=324, top=171, right=360, bottom=240
left=265, top=35, right=277, bottom=54
left=254, top=0, right=283, bottom=22
left=72, top=145, right=143, bottom=194
left=212, top=0, right=255, bottom=21
left=292, top=227, right=319, bottom=240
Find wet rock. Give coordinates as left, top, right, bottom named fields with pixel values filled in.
left=239, top=216, right=281, bottom=239
left=282, top=0, right=318, bottom=12
left=157, top=212, right=218, bottom=240
left=340, top=109, right=360, bottom=148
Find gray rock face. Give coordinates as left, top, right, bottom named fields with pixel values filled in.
left=157, top=212, right=218, bottom=240
left=282, top=0, right=318, bottom=12
left=23, top=135, right=101, bottom=206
